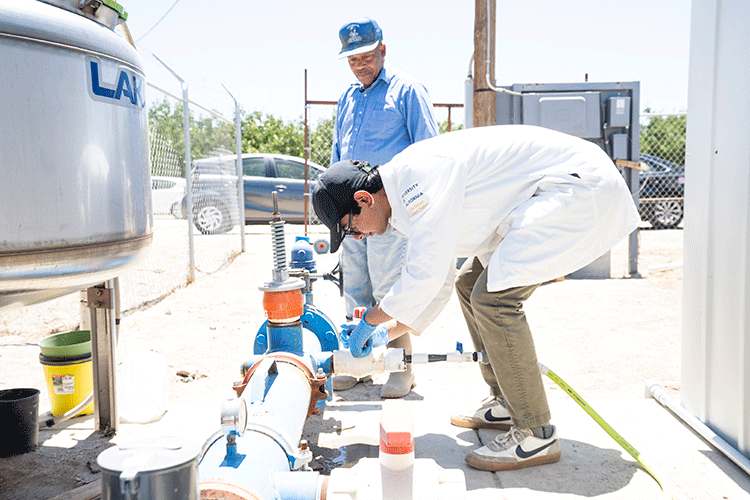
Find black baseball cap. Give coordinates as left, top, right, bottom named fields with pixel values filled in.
left=312, top=160, right=373, bottom=253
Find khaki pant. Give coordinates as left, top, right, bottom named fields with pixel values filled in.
left=455, top=257, right=551, bottom=429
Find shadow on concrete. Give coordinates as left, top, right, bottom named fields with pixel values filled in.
left=491, top=438, right=639, bottom=496
left=304, top=428, right=641, bottom=497
left=0, top=417, right=111, bottom=500
left=450, top=431, right=640, bottom=496
left=698, top=450, right=750, bottom=494
left=329, top=378, right=426, bottom=402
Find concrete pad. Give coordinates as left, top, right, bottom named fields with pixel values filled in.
left=3, top=225, right=748, bottom=499
left=314, top=397, right=750, bottom=499
left=474, top=398, right=746, bottom=499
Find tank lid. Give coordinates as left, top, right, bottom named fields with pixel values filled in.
left=97, top=436, right=201, bottom=473
left=0, top=0, right=143, bottom=74
left=39, top=0, right=128, bottom=29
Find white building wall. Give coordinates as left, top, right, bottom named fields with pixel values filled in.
left=683, top=0, right=750, bottom=457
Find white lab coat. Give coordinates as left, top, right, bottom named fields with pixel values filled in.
left=378, top=125, right=641, bottom=333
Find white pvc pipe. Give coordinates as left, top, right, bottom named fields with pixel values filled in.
left=646, top=380, right=750, bottom=476
left=39, top=391, right=94, bottom=429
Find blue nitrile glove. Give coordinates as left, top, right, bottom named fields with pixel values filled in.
left=349, top=310, right=389, bottom=358
left=339, top=323, right=356, bottom=349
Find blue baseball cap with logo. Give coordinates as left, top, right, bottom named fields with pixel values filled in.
left=338, top=18, right=383, bottom=59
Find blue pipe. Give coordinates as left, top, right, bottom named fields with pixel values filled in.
left=199, top=356, right=321, bottom=499
left=200, top=430, right=290, bottom=500
left=244, top=318, right=334, bottom=379
left=265, top=320, right=306, bottom=356
left=254, top=305, right=339, bottom=355
left=198, top=233, right=339, bottom=499
left=252, top=307, right=338, bottom=413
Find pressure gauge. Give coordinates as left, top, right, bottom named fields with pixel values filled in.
left=221, top=398, right=248, bottom=437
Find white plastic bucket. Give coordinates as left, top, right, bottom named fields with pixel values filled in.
left=119, top=351, right=168, bottom=424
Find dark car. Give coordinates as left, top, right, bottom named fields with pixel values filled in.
left=183, top=153, right=326, bottom=234
left=638, top=153, right=685, bottom=229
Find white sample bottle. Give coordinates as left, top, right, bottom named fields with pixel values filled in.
left=379, top=399, right=415, bottom=500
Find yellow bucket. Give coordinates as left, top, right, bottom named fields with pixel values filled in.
left=39, top=354, right=94, bottom=417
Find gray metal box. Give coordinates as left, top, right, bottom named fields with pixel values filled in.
left=567, top=251, right=610, bottom=279
left=607, top=96, right=631, bottom=127
left=522, top=92, right=602, bottom=139
left=612, top=133, right=629, bottom=160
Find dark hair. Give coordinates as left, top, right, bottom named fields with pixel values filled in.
left=350, top=162, right=382, bottom=215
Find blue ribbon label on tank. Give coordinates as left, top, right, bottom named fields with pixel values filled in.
left=86, top=56, right=145, bottom=109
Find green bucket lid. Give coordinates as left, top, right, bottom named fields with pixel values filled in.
left=39, top=330, right=91, bottom=358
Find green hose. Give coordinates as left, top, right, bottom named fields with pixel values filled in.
left=539, top=363, right=672, bottom=499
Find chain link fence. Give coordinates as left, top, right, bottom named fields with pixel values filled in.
left=127, top=94, right=467, bottom=314
left=1, top=89, right=684, bottom=338
left=637, top=113, right=687, bottom=230
left=305, top=101, right=464, bottom=170
left=309, top=105, right=687, bottom=234
left=113, top=75, right=243, bottom=314
left=304, top=104, right=686, bottom=282
left=116, top=91, right=191, bottom=314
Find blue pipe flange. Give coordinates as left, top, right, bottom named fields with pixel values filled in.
left=254, top=305, right=339, bottom=355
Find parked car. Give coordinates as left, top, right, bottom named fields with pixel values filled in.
left=638, top=153, right=685, bottom=229
left=151, top=176, right=185, bottom=218
left=182, top=153, right=326, bottom=234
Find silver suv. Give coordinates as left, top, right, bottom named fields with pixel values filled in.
left=183, top=154, right=326, bottom=234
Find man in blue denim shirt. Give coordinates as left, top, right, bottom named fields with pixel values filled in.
left=331, top=18, right=438, bottom=397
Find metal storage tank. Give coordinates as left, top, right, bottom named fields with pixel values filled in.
left=0, top=0, right=152, bottom=309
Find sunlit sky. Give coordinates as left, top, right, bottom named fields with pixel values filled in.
left=118, top=0, right=692, bottom=124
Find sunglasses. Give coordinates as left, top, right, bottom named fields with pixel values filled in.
left=342, top=211, right=362, bottom=237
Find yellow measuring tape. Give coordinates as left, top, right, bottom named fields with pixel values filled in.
left=539, top=363, right=672, bottom=499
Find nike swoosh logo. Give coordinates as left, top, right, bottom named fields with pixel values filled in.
left=515, top=439, right=558, bottom=459
left=483, top=409, right=511, bottom=423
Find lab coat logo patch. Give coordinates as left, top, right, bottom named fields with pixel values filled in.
left=402, top=183, right=428, bottom=216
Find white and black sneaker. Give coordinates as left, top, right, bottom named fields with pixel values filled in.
left=465, top=426, right=561, bottom=471
left=450, top=396, right=512, bottom=430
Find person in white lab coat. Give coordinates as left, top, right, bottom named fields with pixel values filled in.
left=312, top=124, right=640, bottom=471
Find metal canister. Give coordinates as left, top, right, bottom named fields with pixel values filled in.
left=97, top=437, right=200, bottom=500
left=0, top=0, right=152, bottom=309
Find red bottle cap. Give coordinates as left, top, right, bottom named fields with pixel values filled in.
left=379, top=400, right=414, bottom=455
left=353, top=306, right=367, bottom=320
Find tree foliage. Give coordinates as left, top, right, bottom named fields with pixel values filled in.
left=308, top=115, right=335, bottom=167
left=439, top=119, right=463, bottom=134
left=148, top=98, right=233, bottom=176
left=241, top=111, right=304, bottom=157
left=148, top=99, right=463, bottom=177
left=640, top=109, right=686, bottom=166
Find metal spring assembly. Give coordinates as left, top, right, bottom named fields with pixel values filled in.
left=270, top=192, right=289, bottom=283
left=260, top=191, right=305, bottom=294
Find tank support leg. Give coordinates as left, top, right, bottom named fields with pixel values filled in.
left=87, top=279, right=119, bottom=432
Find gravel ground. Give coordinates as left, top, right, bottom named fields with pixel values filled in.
left=0, top=221, right=684, bottom=499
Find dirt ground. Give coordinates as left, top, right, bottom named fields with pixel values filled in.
left=0, top=223, right=683, bottom=499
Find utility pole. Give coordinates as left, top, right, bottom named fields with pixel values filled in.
left=473, top=0, right=496, bottom=127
